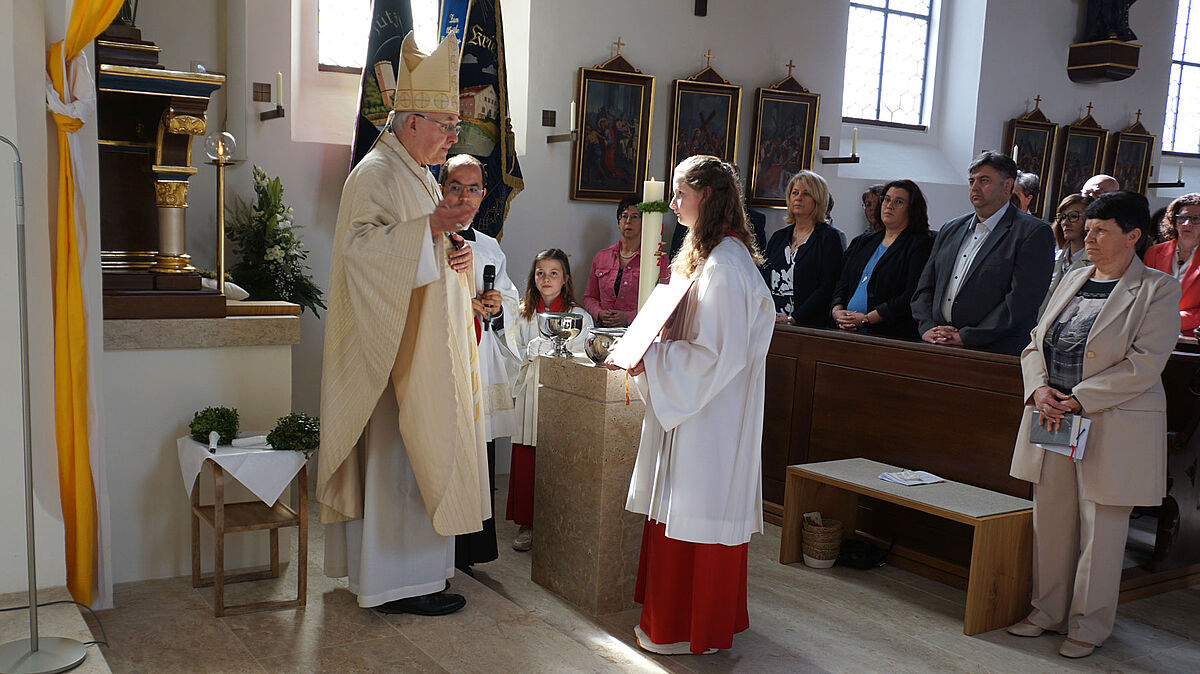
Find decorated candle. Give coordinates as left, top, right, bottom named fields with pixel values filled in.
left=638, top=178, right=665, bottom=309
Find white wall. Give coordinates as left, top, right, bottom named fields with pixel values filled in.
left=0, top=0, right=67, bottom=594
left=129, top=0, right=1192, bottom=460
left=101, top=345, right=293, bottom=582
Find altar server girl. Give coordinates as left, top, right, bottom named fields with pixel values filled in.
left=614, top=155, right=775, bottom=655
left=504, top=248, right=593, bottom=551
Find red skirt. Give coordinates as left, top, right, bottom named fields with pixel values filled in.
left=634, top=519, right=749, bottom=653
left=505, top=442, right=535, bottom=525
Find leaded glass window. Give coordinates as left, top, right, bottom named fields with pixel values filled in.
left=841, top=1, right=934, bottom=126
left=1165, top=0, right=1200, bottom=153
left=317, top=0, right=440, bottom=73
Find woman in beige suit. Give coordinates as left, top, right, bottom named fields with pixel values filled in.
left=1007, top=192, right=1181, bottom=658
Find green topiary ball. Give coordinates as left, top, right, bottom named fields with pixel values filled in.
left=267, top=413, right=320, bottom=458
left=189, top=406, right=240, bottom=445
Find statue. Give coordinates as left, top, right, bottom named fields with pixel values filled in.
left=1083, top=0, right=1137, bottom=42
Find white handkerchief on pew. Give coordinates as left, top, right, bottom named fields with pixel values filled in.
left=879, top=470, right=944, bottom=486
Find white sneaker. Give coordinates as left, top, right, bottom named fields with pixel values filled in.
left=633, top=625, right=718, bottom=655
left=512, top=525, right=533, bottom=551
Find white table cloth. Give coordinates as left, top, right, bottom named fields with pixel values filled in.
left=177, top=435, right=308, bottom=506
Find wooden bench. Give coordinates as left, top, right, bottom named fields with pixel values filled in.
left=779, top=458, right=1032, bottom=635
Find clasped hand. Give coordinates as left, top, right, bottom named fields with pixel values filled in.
left=472, top=289, right=502, bottom=319
left=1032, top=385, right=1082, bottom=432
left=832, top=308, right=866, bottom=331
left=922, top=325, right=962, bottom=346
left=597, top=309, right=628, bottom=327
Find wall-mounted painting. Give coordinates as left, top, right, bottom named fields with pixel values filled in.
left=666, top=63, right=740, bottom=177
left=1052, top=110, right=1109, bottom=212
left=746, top=74, right=819, bottom=208
left=1003, top=101, right=1058, bottom=219
left=1105, top=117, right=1155, bottom=195
left=571, top=53, right=654, bottom=202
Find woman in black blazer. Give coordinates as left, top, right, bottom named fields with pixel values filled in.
left=831, top=179, right=933, bottom=338
left=762, top=170, right=844, bottom=327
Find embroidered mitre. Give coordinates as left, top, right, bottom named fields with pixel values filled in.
left=391, top=31, right=460, bottom=115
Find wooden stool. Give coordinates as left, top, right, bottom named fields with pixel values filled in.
left=190, top=462, right=308, bottom=617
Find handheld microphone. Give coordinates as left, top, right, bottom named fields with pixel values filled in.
left=482, top=264, right=496, bottom=330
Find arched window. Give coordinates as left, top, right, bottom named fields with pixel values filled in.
left=841, top=1, right=937, bottom=127
left=1165, top=0, right=1200, bottom=153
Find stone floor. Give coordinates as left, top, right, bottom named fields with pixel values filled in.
left=54, top=473, right=1200, bottom=672
left=0, top=585, right=111, bottom=672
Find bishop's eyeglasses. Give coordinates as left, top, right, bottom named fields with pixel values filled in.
left=413, top=113, right=462, bottom=135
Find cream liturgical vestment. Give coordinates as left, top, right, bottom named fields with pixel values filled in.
left=627, top=238, right=775, bottom=546
left=318, top=131, right=489, bottom=604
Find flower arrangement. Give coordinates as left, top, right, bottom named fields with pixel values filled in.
left=227, top=166, right=326, bottom=315
left=189, top=406, right=240, bottom=445
left=266, top=413, right=320, bottom=459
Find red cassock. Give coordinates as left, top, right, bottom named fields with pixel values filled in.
left=635, top=519, right=749, bottom=653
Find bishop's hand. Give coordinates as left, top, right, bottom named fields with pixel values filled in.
left=430, top=198, right=479, bottom=236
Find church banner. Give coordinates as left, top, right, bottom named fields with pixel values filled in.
left=350, top=0, right=414, bottom=169
left=442, top=0, right=524, bottom=238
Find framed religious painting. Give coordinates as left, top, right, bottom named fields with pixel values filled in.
left=1105, top=116, right=1155, bottom=195
left=666, top=61, right=741, bottom=177
left=1051, top=109, right=1109, bottom=213
left=746, top=73, right=820, bottom=208
left=570, top=52, right=655, bottom=202
left=1003, top=100, right=1057, bottom=219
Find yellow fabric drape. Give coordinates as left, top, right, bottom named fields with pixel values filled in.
left=46, top=0, right=123, bottom=605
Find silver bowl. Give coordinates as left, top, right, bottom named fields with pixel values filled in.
left=585, top=328, right=626, bottom=364
left=536, top=311, right=584, bottom=357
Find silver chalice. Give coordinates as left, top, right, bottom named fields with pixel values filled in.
left=536, top=312, right=585, bottom=357
left=585, top=328, right=626, bottom=364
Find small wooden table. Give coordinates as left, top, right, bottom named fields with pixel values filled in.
left=190, top=462, right=308, bottom=617
left=780, top=458, right=1032, bottom=635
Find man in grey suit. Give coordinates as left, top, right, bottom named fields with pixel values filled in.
left=911, top=151, right=1055, bottom=354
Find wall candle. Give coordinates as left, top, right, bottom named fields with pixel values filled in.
left=276, top=72, right=283, bottom=106
left=852, top=128, right=858, bottom=155
left=639, top=178, right=665, bottom=309
left=570, top=101, right=576, bottom=132
left=1179, top=161, right=1184, bottom=182
left=1012, top=145, right=1019, bottom=162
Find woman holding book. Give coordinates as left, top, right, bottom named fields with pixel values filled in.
left=610, top=155, right=774, bottom=656
left=1007, top=192, right=1180, bottom=659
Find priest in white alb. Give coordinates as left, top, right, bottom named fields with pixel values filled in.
left=438, top=153, right=522, bottom=574
left=317, top=32, right=491, bottom=617
left=614, top=155, right=775, bottom=655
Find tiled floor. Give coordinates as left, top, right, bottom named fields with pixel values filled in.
left=66, top=474, right=1200, bottom=673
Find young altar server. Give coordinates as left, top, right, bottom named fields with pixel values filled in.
left=614, top=155, right=774, bottom=655
left=505, top=249, right=593, bottom=551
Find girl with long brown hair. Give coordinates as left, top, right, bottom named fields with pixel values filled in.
left=505, top=249, right=592, bottom=551
left=613, top=155, right=774, bottom=655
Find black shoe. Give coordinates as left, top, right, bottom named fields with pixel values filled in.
left=456, top=563, right=475, bottom=578
left=375, top=591, right=466, bottom=616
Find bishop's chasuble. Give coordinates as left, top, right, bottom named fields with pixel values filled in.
left=318, top=130, right=489, bottom=537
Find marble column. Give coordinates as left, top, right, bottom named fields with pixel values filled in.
left=531, top=356, right=646, bottom=615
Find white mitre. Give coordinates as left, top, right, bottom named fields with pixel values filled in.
left=392, top=31, right=460, bottom=115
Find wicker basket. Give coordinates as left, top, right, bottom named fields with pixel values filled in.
left=801, top=518, right=843, bottom=568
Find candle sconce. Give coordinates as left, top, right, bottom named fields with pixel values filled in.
left=821, top=154, right=860, bottom=164
left=547, top=130, right=577, bottom=143
left=1148, top=180, right=1186, bottom=189
left=260, top=105, right=286, bottom=121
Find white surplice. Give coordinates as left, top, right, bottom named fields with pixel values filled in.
left=467, top=228, right=521, bottom=441
left=627, top=238, right=775, bottom=546
left=508, top=306, right=593, bottom=446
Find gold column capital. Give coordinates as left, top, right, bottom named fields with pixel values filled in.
left=154, top=181, right=189, bottom=208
